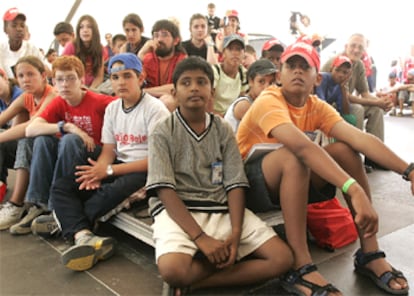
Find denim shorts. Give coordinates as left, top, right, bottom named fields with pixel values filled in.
left=14, top=138, right=34, bottom=170
left=245, top=154, right=336, bottom=213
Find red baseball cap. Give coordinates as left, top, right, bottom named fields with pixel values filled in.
left=225, top=9, right=239, bottom=19
left=3, top=7, right=26, bottom=21
left=262, top=38, right=285, bottom=52
left=281, top=42, right=320, bottom=70
left=332, top=55, right=352, bottom=68
left=296, top=34, right=322, bottom=47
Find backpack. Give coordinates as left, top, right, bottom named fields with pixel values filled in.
left=307, top=197, right=358, bottom=251
left=214, top=64, right=248, bottom=86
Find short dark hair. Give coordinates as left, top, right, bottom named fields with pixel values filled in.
left=112, top=34, right=126, bottom=44
left=152, top=19, right=185, bottom=54
left=53, top=22, right=74, bottom=36
left=122, top=13, right=144, bottom=31
left=172, top=56, right=214, bottom=88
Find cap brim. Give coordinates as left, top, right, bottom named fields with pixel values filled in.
left=282, top=53, right=315, bottom=68
left=224, top=39, right=245, bottom=49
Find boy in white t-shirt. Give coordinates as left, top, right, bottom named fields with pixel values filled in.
left=46, top=53, right=170, bottom=271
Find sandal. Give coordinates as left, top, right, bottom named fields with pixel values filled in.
left=354, top=248, right=409, bottom=295
left=281, top=263, right=341, bottom=296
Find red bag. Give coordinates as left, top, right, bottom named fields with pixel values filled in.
left=307, top=197, right=358, bottom=250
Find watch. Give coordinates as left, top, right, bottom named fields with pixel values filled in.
left=402, top=163, right=414, bottom=181
left=57, top=120, right=65, bottom=135
left=106, top=164, right=114, bottom=176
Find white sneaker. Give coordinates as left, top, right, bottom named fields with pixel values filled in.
left=0, top=202, right=27, bottom=230
left=10, top=205, right=47, bottom=235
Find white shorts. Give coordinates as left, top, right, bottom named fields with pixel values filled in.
left=152, top=209, right=276, bottom=262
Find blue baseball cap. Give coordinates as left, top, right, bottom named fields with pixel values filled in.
left=108, top=53, right=142, bottom=74
left=223, top=34, right=245, bottom=49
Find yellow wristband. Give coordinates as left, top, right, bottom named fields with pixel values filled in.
left=342, top=178, right=356, bottom=194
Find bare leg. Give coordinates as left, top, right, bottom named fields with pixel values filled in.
left=262, top=148, right=341, bottom=296
left=8, top=168, right=29, bottom=206
left=325, top=142, right=408, bottom=291
left=159, top=236, right=293, bottom=291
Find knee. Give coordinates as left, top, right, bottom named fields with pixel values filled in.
left=281, top=149, right=307, bottom=173
left=328, top=142, right=360, bottom=162
left=33, top=135, right=54, bottom=148
left=158, top=264, right=191, bottom=288
left=269, top=242, right=294, bottom=275
left=59, top=134, right=82, bottom=148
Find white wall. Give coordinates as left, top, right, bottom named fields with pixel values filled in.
left=1, top=0, right=413, bottom=88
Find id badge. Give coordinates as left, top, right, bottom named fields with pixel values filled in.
left=211, top=161, right=223, bottom=185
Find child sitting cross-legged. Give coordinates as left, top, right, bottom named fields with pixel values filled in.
left=146, top=56, right=293, bottom=295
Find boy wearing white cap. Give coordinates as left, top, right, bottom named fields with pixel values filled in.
left=237, top=41, right=410, bottom=295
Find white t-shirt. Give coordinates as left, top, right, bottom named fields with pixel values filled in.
left=0, top=41, right=44, bottom=78
left=224, top=96, right=253, bottom=133
left=101, top=92, right=170, bottom=163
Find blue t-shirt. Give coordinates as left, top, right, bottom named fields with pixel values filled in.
left=315, top=72, right=343, bottom=114
left=0, top=85, right=23, bottom=112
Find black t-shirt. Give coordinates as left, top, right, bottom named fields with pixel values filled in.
left=126, top=36, right=150, bottom=55
left=206, top=15, right=221, bottom=41
left=182, top=40, right=208, bottom=60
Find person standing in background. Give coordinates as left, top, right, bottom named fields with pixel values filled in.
left=206, top=3, right=221, bottom=43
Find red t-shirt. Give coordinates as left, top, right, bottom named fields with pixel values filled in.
left=39, top=90, right=115, bottom=144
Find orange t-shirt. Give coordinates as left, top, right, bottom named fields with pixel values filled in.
left=23, top=84, right=54, bottom=117
left=237, top=85, right=342, bottom=159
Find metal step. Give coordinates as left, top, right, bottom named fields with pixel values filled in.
left=107, top=208, right=284, bottom=248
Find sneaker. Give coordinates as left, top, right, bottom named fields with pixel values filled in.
left=0, top=183, right=6, bottom=203
left=0, top=202, right=27, bottom=230
left=61, top=233, right=116, bottom=271
left=31, top=212, right=61, bottom=238
left=9, top=205, right=47, bottom=235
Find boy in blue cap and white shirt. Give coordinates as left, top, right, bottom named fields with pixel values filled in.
left=42, top=53, right=169, bottom=271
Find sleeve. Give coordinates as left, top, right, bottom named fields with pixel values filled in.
left=146, top=99, right=170, bottom=135
left=316, top=99, right=343, bottom=135
left=101, top=101, right=116, bottom=144
left=220, top=119, right=249, bottom=190
left=354, top=61, right=369, bottom=94
left=146, top=118, right=176, bottom=191
left=38, top=98, right=62, bottom=122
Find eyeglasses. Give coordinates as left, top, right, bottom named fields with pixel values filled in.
left=152, top=30, right=170, bottom=39
left=55, top=76, right=78, bottom=84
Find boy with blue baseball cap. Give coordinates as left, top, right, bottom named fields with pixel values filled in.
left=36, top=53, right=170, bottom=271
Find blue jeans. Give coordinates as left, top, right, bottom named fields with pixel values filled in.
left=52, top=171, right=147, bottom=241
left=26, top=134, right=101, bottom=209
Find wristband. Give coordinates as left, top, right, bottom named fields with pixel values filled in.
left=192, top=231, right=204, bottom=242
left=342, top=178, right=356, bottom=194
left=57, top=120, right=66, bottom=135
left=402, top=163, right=414, bottom=181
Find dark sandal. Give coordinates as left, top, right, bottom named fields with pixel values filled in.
left=281, top=263, right=341, bottom=296
left=354, top=248, right=409, bottom=295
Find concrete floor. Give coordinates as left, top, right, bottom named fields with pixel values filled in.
left=1, top=113, right=413, bottom=296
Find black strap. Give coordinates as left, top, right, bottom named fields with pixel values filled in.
left=354, top=248, right=386, bottom=266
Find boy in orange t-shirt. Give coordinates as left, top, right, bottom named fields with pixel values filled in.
left=237, top=42, right=411, bottom=295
